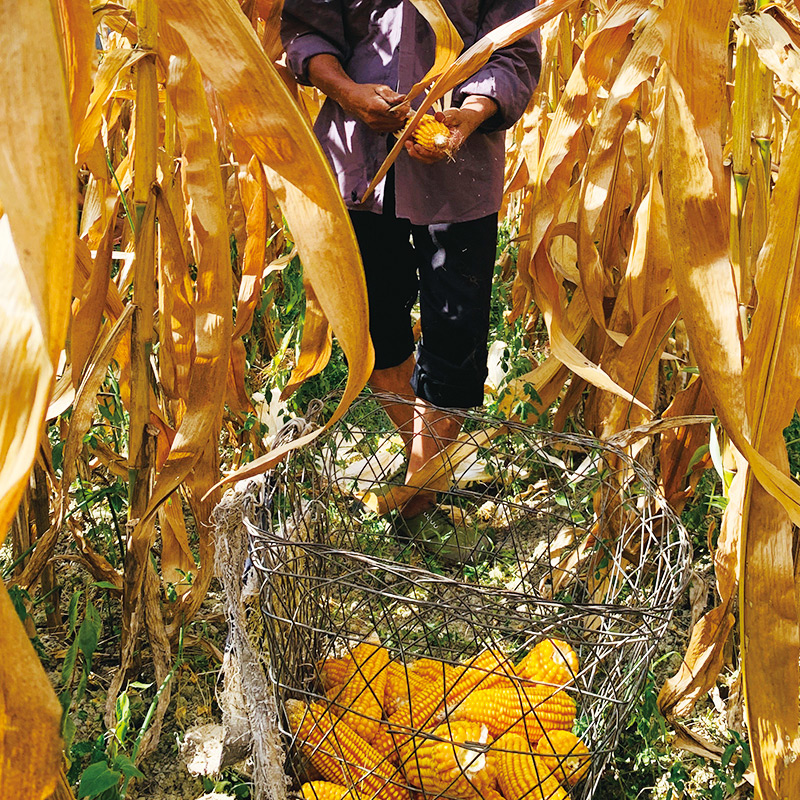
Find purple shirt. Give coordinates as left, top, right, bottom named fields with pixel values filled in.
left=281, top=0, right=541, bottom=225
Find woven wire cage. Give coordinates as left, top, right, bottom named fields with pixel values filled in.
left=241, top=391, right=691, bottom=800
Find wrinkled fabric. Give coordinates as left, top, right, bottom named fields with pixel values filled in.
left=281, top=0, right=540, bottom=224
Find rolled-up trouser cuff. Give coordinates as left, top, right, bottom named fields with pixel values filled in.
left=411, top=344, right=488, bottom=409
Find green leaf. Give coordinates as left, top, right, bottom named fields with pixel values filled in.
left=112, top=752, right=144, bottom=780
left=67, top=590, right=82, bottom=636
left=77, top=601, right=102, bottom=663
left=115, top=692, right=130, bottom=746
left=62, top=638, right=79, bottom=685
left=92, top=581, right=119, bottom=590
left=77, top=762, right=122, bottom=798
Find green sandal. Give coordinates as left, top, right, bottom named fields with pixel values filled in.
left=395, top=506, right=489, bottom=566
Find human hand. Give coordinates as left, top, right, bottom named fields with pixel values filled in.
left=338, top=83, right=411, bottom=132
left=307, top=54, right=411, bottom=132
left=404, top=96, right=498, bottom=164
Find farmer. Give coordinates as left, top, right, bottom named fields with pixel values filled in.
left=281, top=1, right=540, bottom=546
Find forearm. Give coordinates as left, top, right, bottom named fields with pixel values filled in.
left=457, top=96, right=499, bottom=134
left=307, top=53, right=359, bottom=108
left=306, top=52, right=410, bottom=132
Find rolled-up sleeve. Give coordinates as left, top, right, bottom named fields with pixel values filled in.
left=454, top=0, right=541, bottom=132
left=281, top=0, right=350, bottom=85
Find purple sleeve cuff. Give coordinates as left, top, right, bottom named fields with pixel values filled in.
left=285, top=32, right=346, bottom=85
left=455, top=44, right=540, bottom=132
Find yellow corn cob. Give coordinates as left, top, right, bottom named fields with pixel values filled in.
left=320, top=656, right=353, bottom=691
left=495, top=735, right=568, bottom=800
left=371, top=723, right=400, bottom=767
left=330, top=638, right=390, bottom=743
left=389, top=649, right=514, bottom=761
left=301, top=782, right=359, bottom=800
left=516, top=639, right=579, bottom=689
left=441, top=649, right=517, bottom=715
left=410, top=115, right=453, bottom=154
left=535, top=730, right=590, bottom=786
left=384, top=659, right=454, bottom=717
left=403, top=720, right=494, bottom=800
left=388, top=680, right=449, bottom=760
left=447, top=685, right=576, bottom=742
left=285, top=699, right=410, bottom=800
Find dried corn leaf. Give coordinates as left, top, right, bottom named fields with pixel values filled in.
left=158, top=0, right=374, bottom=483
left=405, top=0, right=463, bottom=102
left=662, top=68, right=800, bottom=524
left=0, top=1, right=76, bottom=795
left=740, top=107, right=800, bottom=797
left=142, top=36, right=232, bottom=520
left=157, top=190, right=196, bottom=412
left=281, top=279, right=333, bottom=401
left=159, top=494, right=195, bottom=596
left=57, top=0, right=98, bottom=143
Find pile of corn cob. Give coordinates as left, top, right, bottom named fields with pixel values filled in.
left=285, top=636, right=591, bottom=800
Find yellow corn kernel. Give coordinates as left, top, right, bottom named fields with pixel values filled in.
left=495, top=734, right=568, bottom=800
left=410, top=115, right=453, bottom=153
left=447, top=685, right=576, bottom=742
left=403, top=720, right=494, bottom=800
left=516, top=639, right=579, bottom=689
left=320, top=656, right=353, bottom=692
left=301, top=782, right=359, bottom=800
left=371, top=722, right=400, bottom=767
left=384, top=659, right=454, bottom=717
left=330, top=638, right=390, bottom=743
left=441, top=649, right=517, bottom=715
left=536, top=730, right=590, bottom=786
left=285, top=699, right=409, bottom=800
left=388, top=680, right=449, bottom=761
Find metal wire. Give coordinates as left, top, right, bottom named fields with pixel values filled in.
left=241, top=391, right=692, bottom=800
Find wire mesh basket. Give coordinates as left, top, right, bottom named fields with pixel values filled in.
left=239, top=391, right=691, bottom=800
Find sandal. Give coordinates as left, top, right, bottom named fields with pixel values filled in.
left=394, top=505, right=489, bottom=566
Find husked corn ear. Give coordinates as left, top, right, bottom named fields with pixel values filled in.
left=285, top=699, right=409, bottom=800
left=371, top=723, right=400, bottom=766
left=301, top=782, right=359, bottom=800
left=403, top=720, right=494, bottom=799
left=331, top=638, right=390, bottom=743
left=410, top=115, right=453, bottom=153
left=492, top=733, right=554, bottom=795
left=498, top=759, right=568, bottom=800
left=442, top=649, right=516, bottom=715
left=388, top=680, right=449, bottom=760
left=516, top=639, right=579, bottom=689
left=536, top=730, right=590, bottom=786
left=448, top=685, right=576, bottom=742
left=384, top=659, right=454, bottom=717
left=320, top=656, right=353, bottom=691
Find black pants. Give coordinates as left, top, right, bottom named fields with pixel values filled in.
left=349, top=181, right=497, bottom=409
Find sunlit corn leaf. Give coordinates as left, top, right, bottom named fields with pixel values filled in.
left=0, top=3, right=78, bottom=796
left=405, top=0, right=463, bottom=102
left=158, top=0, right=374, bottom=483
left=740, top=107, right=800, bottom=797
left=281, top=278, right=333, bottom=401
